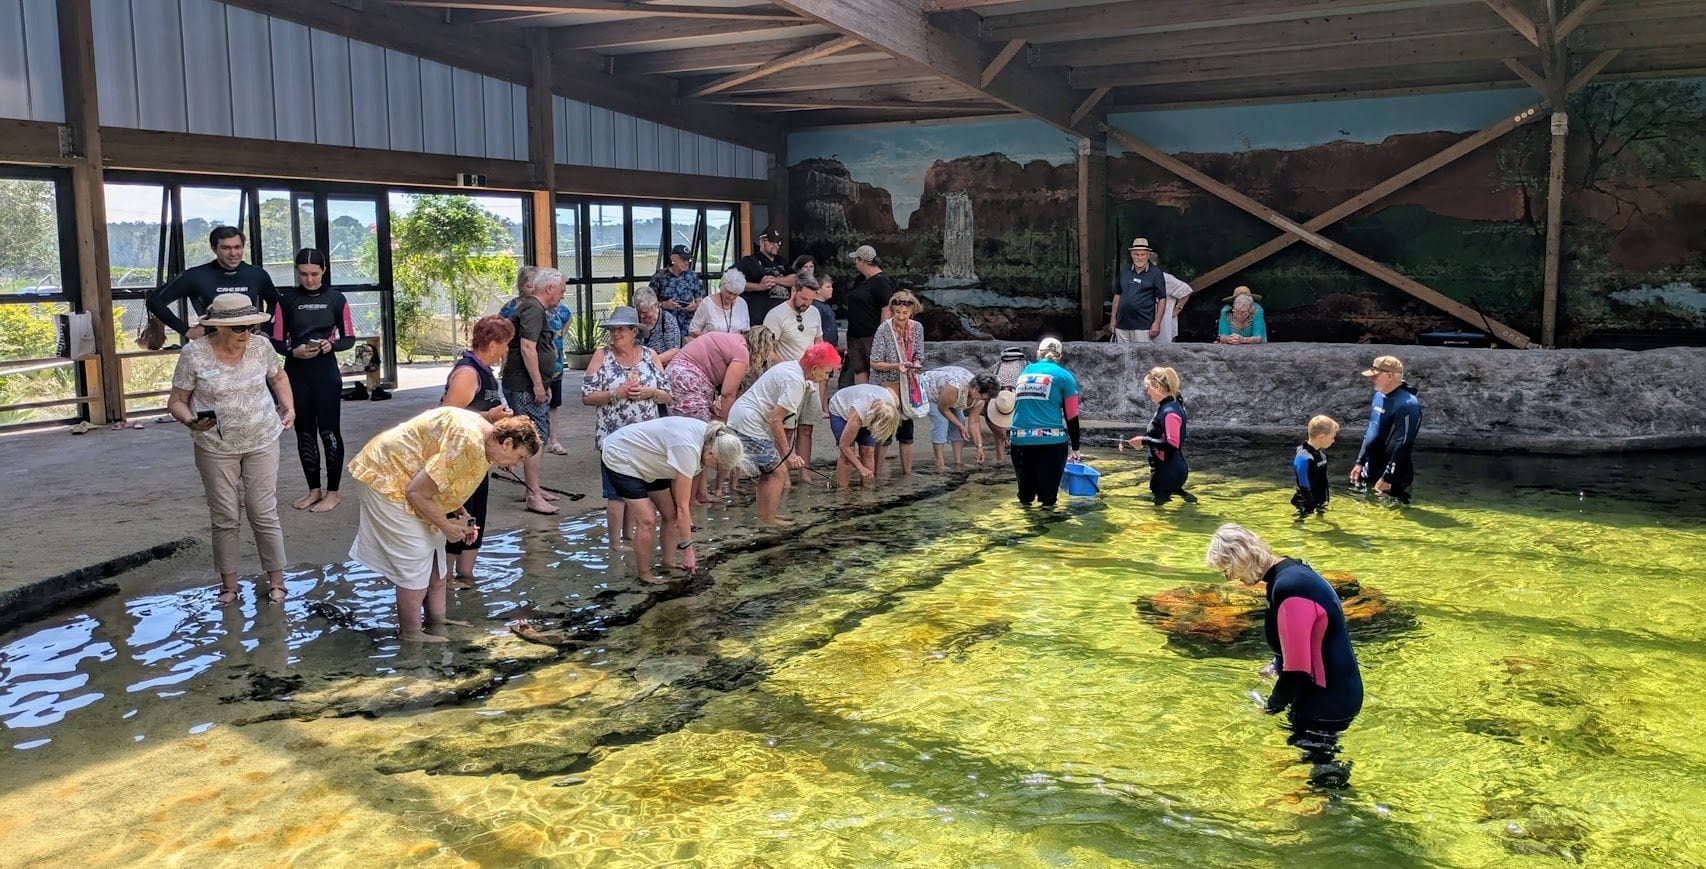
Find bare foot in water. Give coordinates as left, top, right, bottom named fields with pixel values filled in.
left=309, top=491, right=342, bottom=512
left=215, top=587, right=238, bottom=606
left=760, top=515, right=797, bottom=527
left=293, top=491, right=323, bottom=510
left=637, top=573, right=672, bottom=585
left=400, top=630, right=449, bottom=644
left=450, top=575, right=477, bottom=589
left=526, top=494, right=559, bottom=515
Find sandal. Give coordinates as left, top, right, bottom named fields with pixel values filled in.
left=547, top=441, right=568, bottom=455
left=266, top=585, right=287, bottom=604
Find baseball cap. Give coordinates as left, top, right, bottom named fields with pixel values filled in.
left=669, top=244, right=691, bottom=259
left=1361, top=355, right=1404, bottom=376
left=849, top=244, right=879, bottom=263
left=758, top=227, right=783, bottom=243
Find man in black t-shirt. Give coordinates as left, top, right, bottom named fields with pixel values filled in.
left=147, top=226, right=280, bottom=341
left=737, top=227, right=794, bottom=324
left=841, top=244, right=894, bottom=387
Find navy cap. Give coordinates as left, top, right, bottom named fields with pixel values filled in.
left=669, top=244, right=691, bottom=259
left=758, top=227, right=783, bottom=242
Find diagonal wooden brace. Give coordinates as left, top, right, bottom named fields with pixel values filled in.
left=1103, top=123, right=1536, bottom=348
left=1189, top=102, right=1546, bottom=296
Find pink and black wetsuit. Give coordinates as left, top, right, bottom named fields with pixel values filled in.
left=1262, top=557, right=1363, bottom=733
left=1139, top=395, right=1189, bottom=504
left=270, top=285, right=356, bottom=493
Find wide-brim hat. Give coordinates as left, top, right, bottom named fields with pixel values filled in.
left=1129, top=237, right=1153, bottom=252
left=1223, top=285, right=1262, bottom=302
left=985, top=389, right=1017, bottom=428
left=200, top=293, right=271, bottom=327
left=601, top=306, right=641, bottom=329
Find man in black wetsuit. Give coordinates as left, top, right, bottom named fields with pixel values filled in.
left=1351, top=355, right=1422, bottom=503
left=147, top=226, right=279, bottom=342
left=737, top=227, right=793, bottom=324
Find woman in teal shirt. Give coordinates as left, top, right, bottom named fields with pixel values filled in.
left=1217, top=286, right=1268, bottom=345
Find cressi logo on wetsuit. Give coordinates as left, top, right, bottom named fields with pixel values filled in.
left=146, top=261, right=279, bottom=337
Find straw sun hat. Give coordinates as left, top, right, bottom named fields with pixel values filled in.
left=199, top=294, right=271, bottom=327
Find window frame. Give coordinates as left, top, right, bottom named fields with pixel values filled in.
left=0, top=166, right=86, bottom=430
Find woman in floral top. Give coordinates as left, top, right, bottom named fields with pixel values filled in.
left=166, top=294, right=296, bottom=606
left=649, top=244, right=704, bottom=333
left=868, top=287, right=926, bottom=475
left=581, top=306, right=673, bottom=545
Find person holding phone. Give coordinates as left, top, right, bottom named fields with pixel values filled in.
left=270, top=248, right=355, bottom=513
left=167, top=293, right=297, bottom=606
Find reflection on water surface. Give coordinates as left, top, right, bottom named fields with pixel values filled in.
left=1, top=449, right=1704, bottom=867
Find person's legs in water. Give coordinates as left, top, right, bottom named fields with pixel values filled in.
left=949, top=409, right=967, bottom=468
left=1289, top=717, right=1354, bottom=789
left=896, top=417, right=915, bottom=476
left=422, top=554, right=466, bottom=637
left=626, top=495, right=663, bottom=582
left=288, top=363, right=325, bottom=510
left=1012, top=444, right=1036, bottom=506
left=600, top=463, right=627, bottom=545
left=757, top=466, right=790, bottom=524
left=446, top=476, right=489, bottom=588
left=546, top=376, right=568, bottom=454
left=1032, top=442, right=1070, bottom=508
left=508, top=390, right=558, bottom=513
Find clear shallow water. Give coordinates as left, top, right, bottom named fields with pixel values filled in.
left=1, top=449, right=1704, bottom=866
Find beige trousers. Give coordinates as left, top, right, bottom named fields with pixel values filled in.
left=193, top=440, right=287, bottom=575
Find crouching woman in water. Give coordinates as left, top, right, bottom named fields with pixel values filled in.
left=599, top=417, right=754, bottom=583
left=1129, top=366, right=1194, bottom=505
left=348, top=408, right=540, bottom=642
left=1205, top=523, right=1363, bottom=789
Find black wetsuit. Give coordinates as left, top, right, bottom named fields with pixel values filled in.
left=148, top=260, right=280, bottom=339
left=1354, top=382, right=1422, bottom=503
left=443, top=351, right=505, bottom=555
left=270, top=285, right=355, bottom=492
left=1262, top=557, right=1364, bottom=781
left=1291, top=443, right=1330, bottom=517
left=737, top=250, right=790, bottom=323
left=1139, top=396, right=1191, bottom=504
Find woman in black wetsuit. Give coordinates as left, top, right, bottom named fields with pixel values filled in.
left=270, top=248, right=355, bottom=512
left=439, top=315, right=517, bottom=586
left=1127, top=366, right=1195, bottom=505
left=1206, top=523, right=1364, bottom=789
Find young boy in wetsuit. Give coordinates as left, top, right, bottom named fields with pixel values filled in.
left=1291, top=415, right=1339, bottom=519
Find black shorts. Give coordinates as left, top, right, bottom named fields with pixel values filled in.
left=549, top=376, right=564, bottom=409
left=601, top=461, right=671, bottom=501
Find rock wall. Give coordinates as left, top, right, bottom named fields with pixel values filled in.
left=918, top=341, right=1706, bottom=453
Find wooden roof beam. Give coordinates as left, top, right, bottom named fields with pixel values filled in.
left=767, top=0, right=1092, bottom=135
left=980, top=39, right=1026, bottom=87
left=683, top=64, right=939, bottom=96
left=1502, top=56, right=1549, bottom=92
left=1555, top=0, right=1607, bottom=41
left=550, top=18, right=804, bottom=51
left=1071, top=34, right=1531, bottom=87
left=982, top=0, right=1479, bottom=44
left=1069, top=86, right=1110, bottom=126
left=689, top=36, right=859, bottom=97
left=703, top=97, right=998, bottom=112
left=1565, top=48, right=1620, bottom=93
left=1482, top=0, right=1543, bottom=47
left=387, top=0, right=802, bottom=19
left=613, top=36, right=828, bottom=76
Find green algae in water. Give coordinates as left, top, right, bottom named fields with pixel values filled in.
left=2, top=449, right=1704, bottom=867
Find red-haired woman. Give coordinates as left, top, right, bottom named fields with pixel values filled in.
left=439, top=314, right=517, bottom=586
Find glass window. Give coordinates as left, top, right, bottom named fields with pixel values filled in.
left=705, top=208, right=734, bottom=273
left=340, top=290, right=384, bottom=338
left=667, top=206, right=700, bottom=265
left=104, top=183, right=168, bottom=293
left=258, top=189, right=314, bottom=286
left=0, top=179, right=65, bottom=298
left=0, top=359, right=79, bottom=425
left=326, top=198, right=380, bottom=285
left=555, top=204, right=581, bottom=280
left=630, top=204, right=663, bottom=279
left=178, top=186, right=246, bottom=269
left=589, top=203, right=625, bottom=279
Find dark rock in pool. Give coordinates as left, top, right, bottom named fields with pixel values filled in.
left=1134, top=571, right=1414, bottom=654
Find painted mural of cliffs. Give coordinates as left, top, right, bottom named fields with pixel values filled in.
left=791, top=79, right=1704, bottom=345
left=791, top=152, right=1082, bottom=340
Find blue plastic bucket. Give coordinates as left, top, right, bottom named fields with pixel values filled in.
left=1062, top=461, right=1101, bottom=496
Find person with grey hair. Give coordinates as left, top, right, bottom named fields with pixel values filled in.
left=918, top=366, right=999, bottom=470
left=583, top=306, right=673, bottom=546
left=689, top=269, right=751, bottom=337
left=631, top=286, right=683, bottom=366
left=599, top=416, right=752, bottom=583
left=502, top=265, right=567, bottom=514
left=1204, top=523, right=1363, bottom=789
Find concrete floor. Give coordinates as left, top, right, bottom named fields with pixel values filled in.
left=0, top=364, right=842, bottom=629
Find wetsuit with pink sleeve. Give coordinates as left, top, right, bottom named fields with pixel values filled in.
left=1138, top=395, right=1190, bottom=504
left=1261, top=557, right=1363, bottom=729
left=270, top=285, right=355, bottom=493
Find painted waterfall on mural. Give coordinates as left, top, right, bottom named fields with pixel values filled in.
left=789, top=80, right=1706, bottom=344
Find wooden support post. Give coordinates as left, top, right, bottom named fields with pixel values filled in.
left=57, top=0, right=121, bottom=422
left=1077, top=129, right=1108, bottom=339
left=528, top=29, right=557, bottom=266
left=1188, top=103, right=1544, bottom=295
left=1105, top=124, right=1534, bottom=348
left=1483, top=0, right=1542, bottom=47
left=980, top=39, right=1027, bottom=87
left=767, top=143, right=790, bottom=246
left=1541, top=111, right=1567, bottom=347
left=1502, top=57, right=1549, bottom=95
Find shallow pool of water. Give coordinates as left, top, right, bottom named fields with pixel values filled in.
left=2, top=448, right=1704, bottom=866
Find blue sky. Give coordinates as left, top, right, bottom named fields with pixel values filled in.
left=788, top=88, right=1538, bottom=227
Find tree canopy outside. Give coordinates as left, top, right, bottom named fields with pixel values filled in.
left=387, top=194, right=519, bottom=357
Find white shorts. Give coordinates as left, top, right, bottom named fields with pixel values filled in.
left=350, top=484, right=445, bottom=590
left=1114, top=328, right=1155, bottom=343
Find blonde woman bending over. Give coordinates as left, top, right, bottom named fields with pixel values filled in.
left=826, top=383, right=902, bottom=488
left=600, top=417, right=754, bottom=583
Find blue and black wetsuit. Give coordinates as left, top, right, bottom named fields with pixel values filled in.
left=443, top=351, right=506, bottom=555
left=1139, top=395, right=1192, bottom=504
left=1354, top=382, right=1421, bottom=503
left=1261, top=557, right=1363, bottom=781
left=270, top=285, right=355, bottom=493
left=1291, top=443, right=1329, bottom=517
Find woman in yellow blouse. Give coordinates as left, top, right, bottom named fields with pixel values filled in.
left=348, top=407, right=541, bottom=642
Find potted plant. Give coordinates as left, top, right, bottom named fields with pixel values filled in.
left=564, top=313, right=598, bottom=371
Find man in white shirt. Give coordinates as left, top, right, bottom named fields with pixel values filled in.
left=728, top=343, right=841, bottom=526
left=763, top=283, right=827, bottom=484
